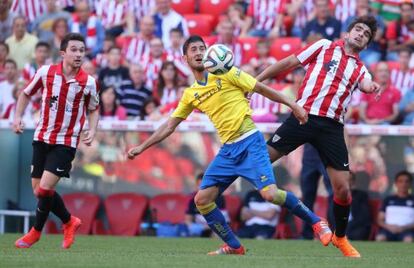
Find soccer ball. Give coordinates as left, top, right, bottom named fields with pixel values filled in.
left=202, top=44, right=234, bottom=75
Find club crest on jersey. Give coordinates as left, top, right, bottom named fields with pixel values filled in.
left=324, top=59, right=338, bottom=74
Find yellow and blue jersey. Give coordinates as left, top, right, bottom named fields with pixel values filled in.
left=171, top=67, right=257, bottom=143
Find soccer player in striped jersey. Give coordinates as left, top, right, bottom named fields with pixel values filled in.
left=13, top=33, right=100, bottom=249
left=128, top=35, right=332, bottom=255
left=257, top=15, right=382, bottom=257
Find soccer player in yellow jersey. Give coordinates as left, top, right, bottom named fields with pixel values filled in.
left=128, top=36, right=332, bottom=255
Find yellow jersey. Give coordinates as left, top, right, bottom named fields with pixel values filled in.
left=171, top=67, right=257, bottom=143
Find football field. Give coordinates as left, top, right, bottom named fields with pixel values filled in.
left=1, top=234, right=413, bottom=268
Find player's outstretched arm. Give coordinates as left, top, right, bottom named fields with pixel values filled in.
left=256, top=55, right=301, bottom=82
left=127, top=116, right=184, bottom=159
left=83, top=108, right=100, bottom=146
left=12, top=92, right=31, bottom=134
left=254, top=81, right=308, bottom=124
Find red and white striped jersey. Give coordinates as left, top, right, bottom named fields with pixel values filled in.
left=334, top=0, right=357, bottom=23
left=123, top=35, right=151, bottom=64
left=95, top=0, right=128, bottom=28
left=295, top=39, right=372, bottom=123
left=144, top=56, right=164, bottom=90
left=390, top=67, right=414, bottom=96
left=128, top=0, right=155, bottom=22
left=247, top=0, right=284, bottom=31
left=165, top=48, right=191, bottom=77
left=23, top=63, right=100, bottom=148
left=11, top=0, right=46, bottom=22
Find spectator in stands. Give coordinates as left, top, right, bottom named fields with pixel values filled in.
left=237, top=189, right=281, bottom=239
left=302, top=0, right=341, bottom=43
left=156, top=61, right=180, bottom=109
left=360, top=62, right=401, bottom=125
left=385, top=1, right=414, bottom=61
left=283, top=0, right=315, bottom=38
left=95, top=0, right=129, bottom=38
left=123, top=15, right=155, bottom=65
left=81, top=59, right=98, bottom=79
left=334, top=0, right=357, bottom=24
left=0, top=0, right=16, bottom=42
left=300, top=143, right=333, bottom=240
left=249, top=39, right=277, bottom=76
left=376, top=170, right=414, bottom=242
left=277, top=67, right=305, bottom=121
left=391, top=47, right=414, bottom=96
left=48, top=18, right=68, bottom=63
left=166, top=28, right=191, bottom=82
left=5, top=16, right=38, bottom=69
left=153, top=0, right=189, bottom=48
left=226, top=2, right=250, bottom=37
left=22, top=41, right=51, bottom=82
left=70, top=0, right=105, bottom=58
left=185, top=172, right=228, bottom=237
left=399, top=88, right=414, bottom=125
left=118, top=63, right=152, bottom=118
left=213, top=19, right=243, bottom=67
left=99, top=85, right=128, bottom=120
left=10, top=0, right=45, bottom=23
left=341, top=0, right=386, bottom=67
left=144, top=37, right=166, bottom=90
left=0, top=41, right=9, bottom=82
left=245, top=0, right=284, bottom=38
left=347, top=171, right=371, bottom=241
left=2, top=80, right=34, bottom=120
left=140, top=97, right=160, bottom=121
left=98, top=46, right=130, bottom=94
left=0, top=59, right=19, bottom=115
left=31, top=0, right=71, bottom=42
left=370, top=0, right=402, bottom=23
left=127, top=0, right=155, bottom=33
left=94, top=35, right=117, bottom=69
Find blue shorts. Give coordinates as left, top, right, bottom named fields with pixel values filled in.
left=200, top=130, right=276, bottom=192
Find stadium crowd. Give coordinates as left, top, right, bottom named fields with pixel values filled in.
left=1, top=0, right=414, bottom=125
left=1, top=0, right=414, bottom=243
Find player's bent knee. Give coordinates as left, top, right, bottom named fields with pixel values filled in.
left=36, top=186, right=55, bottom=197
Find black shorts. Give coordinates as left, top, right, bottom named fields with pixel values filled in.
left=31, top=141, right=76, bottom=179
left=267, top=114, right=349, bottom=171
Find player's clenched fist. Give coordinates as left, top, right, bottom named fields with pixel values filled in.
left=127, top=146, right=143, bottom=160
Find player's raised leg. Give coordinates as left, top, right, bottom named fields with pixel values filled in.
left=194, top=186, right=245, bottom=255
left=328, top=168, right=361, bottom=258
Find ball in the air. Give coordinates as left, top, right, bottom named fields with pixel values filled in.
left=202, top=44, right=234, bottom=75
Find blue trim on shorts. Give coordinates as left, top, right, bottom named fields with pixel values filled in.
left=200, top=131, right=276, bottom=192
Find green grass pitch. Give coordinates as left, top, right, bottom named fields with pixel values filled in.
left=1, top=234, right=413, bottom=268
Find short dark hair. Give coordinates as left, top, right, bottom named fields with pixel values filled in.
left=35, top=41, right=50, bottom=50
left=398, top=46, right=413, bottom=55
left=182, top=35, right=206, bottom=55
left=347, top=15, right=378, bottom=44
left=395, top=170, right=413, bottom=182
left=60, top=33, right=86, bottom=51
left=170, top=27, right=183, bottom=36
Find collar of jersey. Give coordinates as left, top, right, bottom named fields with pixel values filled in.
left=196, top=72, right=209, bottom=86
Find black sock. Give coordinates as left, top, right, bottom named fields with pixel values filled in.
left=34, top=195, right=53, bottom=231
left=333, top=198, right=350, bottom=237
left=51, top=192, right=71, bottom=224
